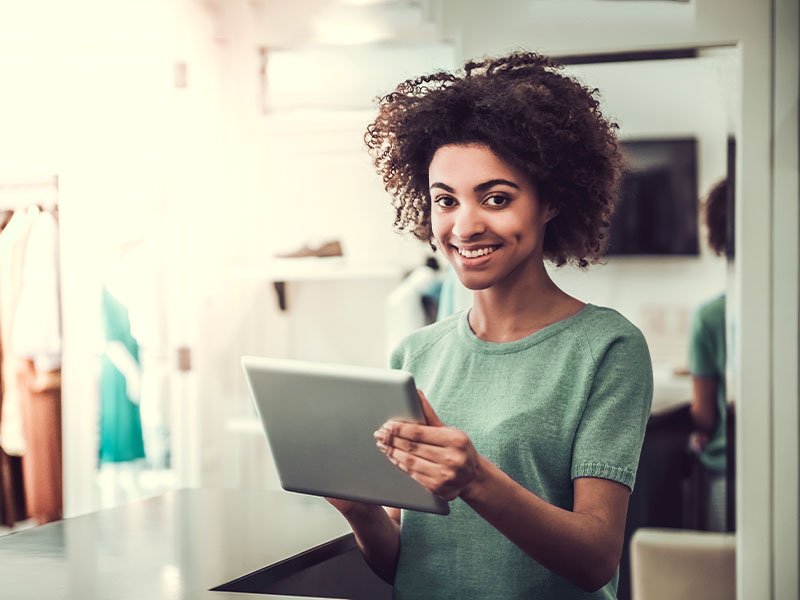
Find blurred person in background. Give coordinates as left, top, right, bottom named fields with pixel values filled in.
left=327, top=52, right=653, bottom=599
left=688, top=178, right=729, bottom=531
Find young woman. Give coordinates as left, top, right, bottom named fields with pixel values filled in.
left=328, top=51, right=653, bottom=599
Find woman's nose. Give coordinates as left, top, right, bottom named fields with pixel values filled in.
left=451, top=204, right=486, bottom=240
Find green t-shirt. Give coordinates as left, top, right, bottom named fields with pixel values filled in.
left=688, top=294, right=727, bottom=472
left=390, top=304, right=653, bottom=600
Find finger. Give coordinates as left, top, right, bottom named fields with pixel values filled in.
left=390, top=437, right=454, bottom=464
left=418, top=390, right=445, bottom=427
left=381, top=444, right=440, bottom=478
left=378, top=446, right=461, bottom=501
left=378, top=433, right=450, bottom=464
left=377, top=421, right=456, bottom=448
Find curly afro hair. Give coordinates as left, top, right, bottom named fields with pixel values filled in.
left=703, top=178, right=728, bottom=256
left=365, top=51, right=623, bottom=268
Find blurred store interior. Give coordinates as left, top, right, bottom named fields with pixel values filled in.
left=0, top=1, right=796, bottom=599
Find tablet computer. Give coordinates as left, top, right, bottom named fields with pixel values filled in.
left=241, top=356, right=450, bottom=515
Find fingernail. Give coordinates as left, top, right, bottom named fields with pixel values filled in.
left=376, top=441, right=387, bottom=451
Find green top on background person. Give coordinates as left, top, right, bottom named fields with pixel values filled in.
left=689, top=293, right=726, bottom=472
left=326, top=51, right=654, bottom=599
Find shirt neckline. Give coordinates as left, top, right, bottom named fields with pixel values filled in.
left=457, top=303, right=595, bottom=355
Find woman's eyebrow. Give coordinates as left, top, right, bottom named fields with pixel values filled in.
left=474, top=179, right=520, bottom=193
left=430, top=179, right=520, bottom=193
left=430, top=182, right=455, bottom=192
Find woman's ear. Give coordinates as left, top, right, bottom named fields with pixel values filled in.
left=544, top=205, right=560, bottom=224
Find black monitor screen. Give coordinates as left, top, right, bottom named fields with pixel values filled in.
left=606, top=139, right=699, bottom=256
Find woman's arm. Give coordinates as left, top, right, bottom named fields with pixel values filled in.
left=377, top=393, right=629, bottom=592
left=463, top=460, right=629, bottom=592
left=325, top=499, right=400, bottom=583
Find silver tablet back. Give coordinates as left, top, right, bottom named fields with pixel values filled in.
left=241, top=356, right=450, bottom=515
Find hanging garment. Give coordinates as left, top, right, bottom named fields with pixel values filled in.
left=105, top=243, right=170, bottom=469
left=385, top=264, right=443, bottom=358
left=0, top=208, right=39, bottom=457
left=8, top=210, right=63, bottom=525
left=436, top=265, right=473, bottom=321
left=17, top=360, right=61, bottom=524
left=0, top=209, right=37, bottom=526
left=99, top=287, right=146, bottom=463
left=12, top=210, right=62, bottom=372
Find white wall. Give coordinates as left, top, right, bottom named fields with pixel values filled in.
left=771, top=0, right=799, bottom=594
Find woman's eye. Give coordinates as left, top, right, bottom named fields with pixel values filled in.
left=485, top=195, right=509, bottom=207
left=435, top=196, right=456, bottom=208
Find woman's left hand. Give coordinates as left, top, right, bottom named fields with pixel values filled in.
left=374, top=391, right=483, bottom=501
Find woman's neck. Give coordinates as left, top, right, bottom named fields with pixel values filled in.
left=468, top=260, right=584, bottom=343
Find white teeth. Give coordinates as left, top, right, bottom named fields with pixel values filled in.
left=458, top=246, right=497, bottom=258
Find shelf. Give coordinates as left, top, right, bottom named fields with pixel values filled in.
left=230, top=258, right=401, bottom=282
left=229, top=258, right=403, bottom=310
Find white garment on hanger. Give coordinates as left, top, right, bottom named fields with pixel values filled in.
left=437, top=265, right=473, bottom=320
left=12, top=210, right=62, bottom=372
left=385, top=265, right=442, bottom=361
left=0, top=207, right=40, bottom=456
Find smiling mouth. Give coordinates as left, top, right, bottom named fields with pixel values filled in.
left=455, top=245, right=501, bottom=259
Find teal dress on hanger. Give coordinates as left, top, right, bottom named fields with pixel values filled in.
left=99, top=286, right=146, bottom=463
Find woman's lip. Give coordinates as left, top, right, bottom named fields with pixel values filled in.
left=451, top=245, right=500, bottom=265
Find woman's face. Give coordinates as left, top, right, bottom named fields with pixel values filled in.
left=428, top=143, right=556, bottom=291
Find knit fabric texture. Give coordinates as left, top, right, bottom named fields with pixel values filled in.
left=390, top=304, right=653, bottom=600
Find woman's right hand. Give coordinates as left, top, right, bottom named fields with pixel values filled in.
left=324, top=497, right=376, bottom=520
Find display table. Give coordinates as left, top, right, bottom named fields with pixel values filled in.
left=0, top=488, right=391, bottom=599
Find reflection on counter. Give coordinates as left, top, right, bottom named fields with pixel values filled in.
left=0, top=489, right=354, bottom=600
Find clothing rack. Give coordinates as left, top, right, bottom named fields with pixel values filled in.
left=0, top=177, right=59, bottom=212
left=0, top=174, right=63, bottom=526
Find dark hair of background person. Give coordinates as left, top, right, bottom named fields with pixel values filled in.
left=703, top=179, right=728, bottom=256
left=365, top=51, right=624, bottom=268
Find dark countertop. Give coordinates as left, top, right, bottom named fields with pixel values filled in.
left=0, top=488, right=353, bottom=600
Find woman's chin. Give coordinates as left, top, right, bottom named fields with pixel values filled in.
left=454, top=272, right=496, bottom=291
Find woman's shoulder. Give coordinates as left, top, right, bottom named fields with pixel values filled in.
left=390, top=310, right=463, bottom=369
left=578, top=304, right=650, bottom=362
left=581, top=304, right=642, bottom=332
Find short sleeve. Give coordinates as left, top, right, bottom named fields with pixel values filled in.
left=688, top=309, right=717, bottom=378
left=571, top=332, right=653, bottom=492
